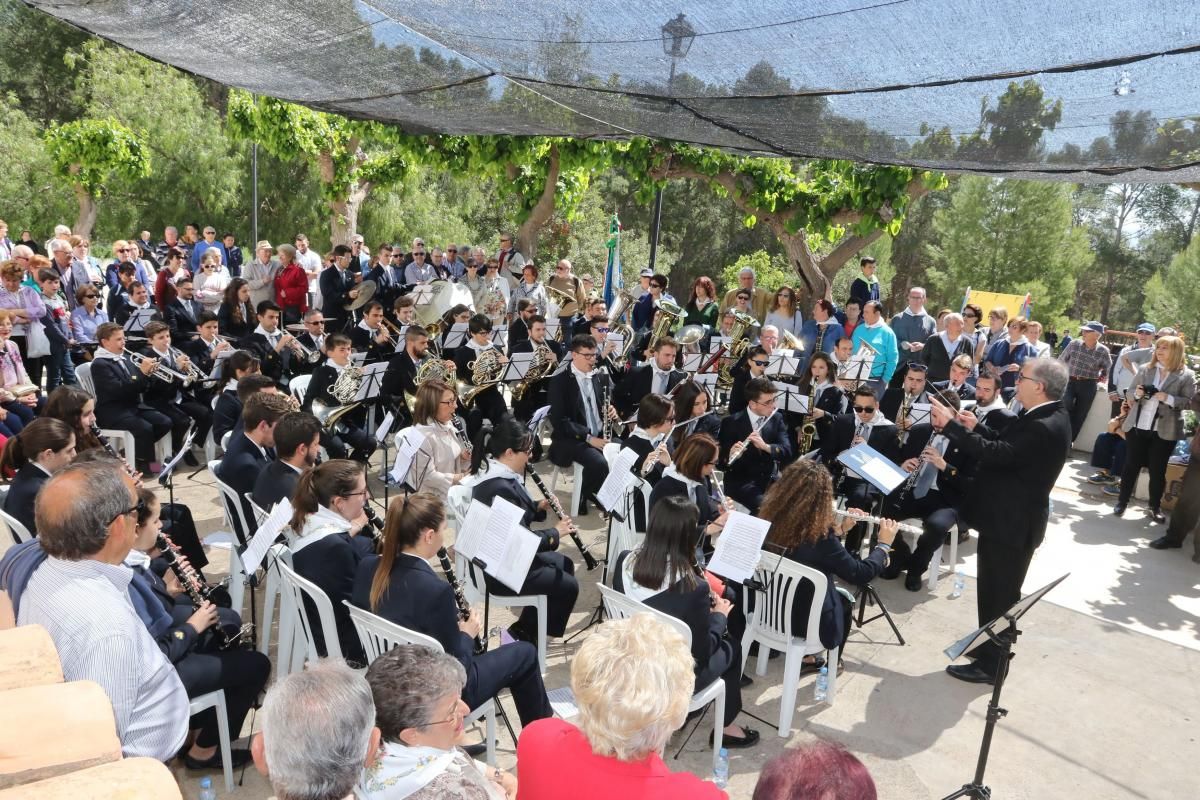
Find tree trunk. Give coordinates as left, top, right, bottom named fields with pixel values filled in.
left=515, top=144, right=560, bottom=262
left=327, top=181, right=371, bottom=249
left=72, top=183, right=98, bottom=240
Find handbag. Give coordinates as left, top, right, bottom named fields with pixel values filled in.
left=25, top=319, right=51, bottom=358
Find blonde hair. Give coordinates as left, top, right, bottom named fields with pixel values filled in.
left=110, top=239, right=128, bottom=260
left=1151, top=335, right=1186, bottom=373
left=571, top=614, right=693, bottom=761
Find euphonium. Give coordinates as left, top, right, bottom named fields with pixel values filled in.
left=648, top=300, right=683, bottom=352
left=512, top=343, right=555, bottom=402
left=781, top=329, right=803, bottom=351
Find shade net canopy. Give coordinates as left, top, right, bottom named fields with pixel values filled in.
left=27, top=0, right=1200, bottom=184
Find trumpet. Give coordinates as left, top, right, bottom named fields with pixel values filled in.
left=284, top=333, right=321, bottom=364
left=124, top=348, right=194, bottom=386
left=169, top=346, right=206, bottom=384
left=832, top=505, right=923, bottom=536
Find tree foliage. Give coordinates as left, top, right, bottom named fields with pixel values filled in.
left=0, top=95, right=75, bottom=232
left=43, top=117, right=151, bottom=237
left=1144, top=237, right=1200, bottom=342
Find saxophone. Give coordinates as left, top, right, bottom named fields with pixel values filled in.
left=898, top=392, right=914, bottom=444
left=799, top=381, right=818, bottom=453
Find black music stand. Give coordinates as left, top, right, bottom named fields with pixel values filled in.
left=941, top=574, right=1069, bottom=800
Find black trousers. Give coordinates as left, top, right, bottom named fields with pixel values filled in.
left=466, top=386, right=509, bottom=439
left=969, top=534, right=1035, bottom=675
left=552, top=440, right=609, bottom=515
left=885, top=490, right=959, bottom=578
left=1062, top=379, right=1098, bottom=441
left=1164, top=460, right=1200, bottom=557
left=481, top=551, right=579, bottom=638
left=175, top=645, right=271, bottom=748
left=97, top=404, right=173, bottom=464
left=697, top=586, right=746, bottom=727
left=1117, top=427, right=1176, bottom=510
left=465, top=641, right=552, bottom=727
left=150, top=398, right=211, bottom=453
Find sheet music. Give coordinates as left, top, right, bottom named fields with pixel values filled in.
left=122, top=308, right=156, bottom=332
left=693, top=372, right=717, bottom=391
left=504, top=352, right=533, bottom=381
left=546, top=686, right=579, bottom=719
left=240, top=499, right=293, bottom=574
left=375, top=411, right=395, bottom=443
left=906, top=402, right=932, bottom=428
left=595, top=447, right=641, bottom=511
left=475, top=497, right=539, bottom=593
left=605, top=332, right=624, bottom=351
left=353, top=361, right=388, bottom=401
left=765, top=353, right=800, bottom=377
left=443, top=323, right=468, bottom=349
left=544, top=320, right=561, bottom=339
left=157, top=426, right=198, bottom=483
left=350, top=352, right=367, bottom=366
left=527, top=404, right=551, bottom=431
left=411, top=285, right=435, bottom=305
left=682, top=353, right=705, bottom=373
left=777, top=386, right=810, bottom=414
left=709, top=336, right=729, bottom=353
left=706, top=511, right=771, bottom=584
left=837, top=443, right=908, bottom=494
left=389, top=427, right=426, bottom=485
left=453, top=499, right=492, bottom=560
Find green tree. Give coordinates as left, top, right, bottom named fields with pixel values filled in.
left=0, top=95, right=75, bottom=233
left=930, top=177, right=1088, bottom=321
left=43, top=117, right=151, bottom=238
left=0, top=0, right=88, bottom=126
left=719, top=251, right=794, bottom=295
left=1145, top=238, right=1200, bottom=342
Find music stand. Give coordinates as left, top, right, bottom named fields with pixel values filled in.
left=443, top=323, right=469, bottom=350
left=122, top=307, right=157, bottom=333
left=941, top=573, right=1069, bottom=800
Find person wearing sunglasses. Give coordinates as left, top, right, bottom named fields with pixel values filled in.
left=728, top=344, right=770, bottom=416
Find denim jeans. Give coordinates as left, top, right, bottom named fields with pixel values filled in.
left=43, top=346, right=77, bottom=391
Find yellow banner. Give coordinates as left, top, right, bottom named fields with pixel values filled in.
left=963, top=290, right=1031, bottom=320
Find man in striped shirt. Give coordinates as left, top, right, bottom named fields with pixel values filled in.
left=17, top=461, right=189, bottom=762
left=1058, top=321, right=1113, bottom=441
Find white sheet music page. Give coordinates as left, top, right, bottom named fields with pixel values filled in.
left=454, top=499, right=493, bottom=560
left=389, top=427, right=427, bottom=485
left=241, top=499, right=293, bottom=574
left=375, top=411, right=395, bottom=443
left=546, top=687, right=579, bottom=719
left=595, top=447, right=641, bottom=511
left=476, top=496, right=538, bottom=592
left=706, top=511, right=771, bottom=584
left=907, top=402, right=931, bottom=428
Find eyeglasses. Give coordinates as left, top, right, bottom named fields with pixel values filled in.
left=650, top=283, right=663, bottom=289
left=447, top=248, right=457, bottom=253
left=594, top=327, right=609, bottom=334
left=439, top=398, right=457, bottom=406
left=118, top=247, right=134, bottom=253
left=414, top=251, right=426, bottom=257
left=752, top=359, right=769, bottom=367
left=577, top=352, right=598, bottom=359
left=340, top=490, right=367, bottom=500
left=82, top=293, right=99, bottom=299
left=1016, top=374, right=1040, bottom=385
left=752, top=395, right=777, bottom=406
left=417, top=701, right=465, bottom=728
left=853, top=405, right=877, bottom=413
left=109, top=498, right=147, bottom=525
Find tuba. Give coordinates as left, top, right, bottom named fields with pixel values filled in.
left=512, top=343, right=556, bottom=402
left=313, top=366, right=364, bottom=429
left=607, top=289, right=637, bottom=365
left=456, top=348, right=505, bottom=407
left=648, top=300, right=683, bottom=352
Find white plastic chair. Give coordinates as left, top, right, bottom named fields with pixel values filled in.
left=278, top=560, right=343, bottom=665
left=598, top=585, right=726, bottom=772
left=76, top=361, right=171, bottom=469
left=605, top=481, right=646, bottom=586
left=205, top=459, right=251, bottom=617
left=289, top=374, right=312, bottom=405
left=258, top=542, right=293, bottom=664
left=546, top=462, right=584, bottom=518
left=344, top=603, right=497, bottom=765
left=188, top=690, right=234, bottom=792
left=741, top=551, right=840, bottom=736
left=0, top=487, right=32, bottom=545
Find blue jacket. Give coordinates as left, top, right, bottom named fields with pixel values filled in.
left=190, top=240, right=228, bottom=271
left=800, top=318, right=846, bottom=359
left=851, top=323, right=899, bottom=382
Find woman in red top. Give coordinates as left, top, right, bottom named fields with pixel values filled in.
left=273, top=243, right=309, bottom=324
left=516, top=614, right=727, bottom=800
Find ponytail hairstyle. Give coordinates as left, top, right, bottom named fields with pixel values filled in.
left=0, top=417, right=74, bottom=478
left=369, top=492, right=446, bottom=611
left=289, top=459, right=365, bottom=532
left=469, top=414, right=530, bottom=475
left=217, top=349, right=260, bottom=386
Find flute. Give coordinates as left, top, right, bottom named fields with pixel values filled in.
left=728, top=408, right=777, bottom=464
left=436, top=547, right=484, bottom=653
left=832, top=505, right=923, bottom=535
left=527, top=470, right=599, bottom=570
left=641, top=438, right=668, bottom=477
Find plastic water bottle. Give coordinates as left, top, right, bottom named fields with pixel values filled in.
left=712, top=747, right=729, bottom=788
left=198, top=777, right=216, bottom=800
left=951, top=570, right=966, bottom=599
left=813, top=666, right=829, bottom=702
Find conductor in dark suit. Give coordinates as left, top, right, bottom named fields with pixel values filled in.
left=718, top=376, right=792, bottom=515
left=547, top=333, right=615, bottom=515
left=613, top=337, right=685, bottom=420
left=216, top=392, right=290, bottom=541
left=932, top=357, right=1072, bottom=684
left=318, top=245, right=357, bottom=333
left=252, top=411, right=322, bottom=510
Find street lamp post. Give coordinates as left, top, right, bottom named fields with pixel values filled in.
left=647, top=13, right=695, bottom=274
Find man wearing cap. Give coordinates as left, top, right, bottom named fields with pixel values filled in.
left=243, top=240, right=279, bottom=309
left=1058, top=321, right=1112, bottom=441
left=1108, top=323, right=1156, bottom=414
left=630, top=268, right=653, bottom=303
left=722, top=267, right=772, bottom=322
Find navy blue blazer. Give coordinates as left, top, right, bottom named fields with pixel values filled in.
left=471, top=474, right=559, bottom=551
left=4, top=463, right=47, bottom=535
left=291, top=531, right=373, bottom=664
left=784, top=531, right=887, bottom=648
left=91, top=355, right=152, bottom=426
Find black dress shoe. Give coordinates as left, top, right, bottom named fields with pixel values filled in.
left=904, top=571, right=924, bottom=592
left=1112, top=503, right=1127, bottom=517
left=1150, top=508, right=1166, bottom=524
left=183, top=747, right=252, bottom=770
left=183, top=451, right=200, bottom=467
left=739, top=674, right=754, bottom=688
left=1149, top=535, right=1182, bottom=550
left=712, top=727, right=760, bottom=749
left=945, top=663, right=995, bottom=685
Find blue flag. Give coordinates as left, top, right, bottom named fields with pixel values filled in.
left=602, top=213, right=622, bottom=311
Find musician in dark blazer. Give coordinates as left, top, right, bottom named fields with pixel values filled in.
left=507, top=298, right=535, bottom=354
left=180, top=312, right=228, bottom=379
left=138, top=322, right=212, bottom=465
left=613, top=337, right=685, bottom=420
left=718, top=377, right=792, bottom=515
left=931, top=354, right=977, bottom=403
left=239, top=301, right=297, bottom=383
left=348, top=302, right=396, bottom=364
left=380, top=326, right=428, bottom=426
left=727, top=346, right=769, bottom=416
left=0, top=418, right=75, bottom=535
left=105, top=263, right=136, bottom=319
left=161, top=277, right=205, bottom=337
left=454, top=314, right=508, bottom=436
left=880, top=363, right=930, bottom=429
left=972, top=374, right=1017, bottom=435
left=88, top=323, right=173, bottom=470
left=509, top=316, right=564, bottom=423
left=547, top=333, right=615, bottom=515
left=648, top=433, right=727, bottom=548
left=933, top=357, right=1072, bottom=684
left=467, top=417, right=578, bottom=643
left=215, top=393, right=289, bottom=541
left=351, top=493, right=553, bottom=726
left=318, top=246, right=357, bottom=333
left=302, top=333, right=375, bottom=462
left=251, top=412, right=321, bottom=510
left=618, top=394, right=674, bottom=532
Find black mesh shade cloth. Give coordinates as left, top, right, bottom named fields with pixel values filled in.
left=27, top=0, right=1200, bottom=183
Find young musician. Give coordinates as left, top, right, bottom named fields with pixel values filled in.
left=105, top=263, right=136, bottom=319
left=719, top=376, right=791, bottom=515
left=880, top=362, right=930, bottom=437
left=252, top=411, right=322, bottom=510
left=0, top=417, right=76, bottom=534
left=649, top=433, right=729, bottom=544
left=217, top=278, right=255, bottom=340
left=352, top=493, right=553, bottom=725
left=139, top=321, right=211, bottom=464
left=582, top=315, right=621, bottom=379
left=547, top=333, right=615, bottom=515
left=113, top=280, right=160, bottom=331
left=303, top=332, right=376, bottom=462
left=349, top=301, right=394, bottom=363
left=612, top=495, right=759, bottom=749
left=210, top=351, right=264, bottom=444
left=932, top=354, right=977, bottom=402
left=619, top=393, right=674, bottom=531
left=241, top=301, right=303, bottom=383
left=761, top=460, right=898, bottom=660
left=180, top=311, right=231, bottom=379
left=509, top=314, right=563, bottom=423
left=404, top=380, right=472, bottom=495
left=728, top=345, right=769, bottom=416
left=668, top=381, right=721, bottom=454
left=438, top=304, right=472, bottom=362
left=89, top=322, right=173, bottom=473
left=613, top=337, right=684, bottom=419
left=289, top=459, right=376, bottom=663
left=216, top=392, right=291, bottom=540
left=466, top=416, right=579, bottom=642
left=799, top=352, right=848, bottom=419
left=455, top=314, right=509, bottom=437
left=318, top=245, right=359, bottom=333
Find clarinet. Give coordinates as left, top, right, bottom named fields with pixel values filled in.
left=361, top=503, right=385, bottom=547
left=898, top=432, right=946, bottom=504
left=600, top=382, right=613, bottom=441
left=91, top=424, right=138, bottom=478
left=527, top=470, right=599, bottom=570
left=155, top=533, right=252, bottom=650
left=436, top=547, right=484, bottom=653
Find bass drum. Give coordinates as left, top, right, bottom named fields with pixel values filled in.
left=415, top=279, right=476, bottom=328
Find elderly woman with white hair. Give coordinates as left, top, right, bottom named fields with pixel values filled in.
left=919, top=311, right=974, bottom=383
left=360, top=645, right=517, bottom=800
left=517, top=614, right=728, bottom=799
